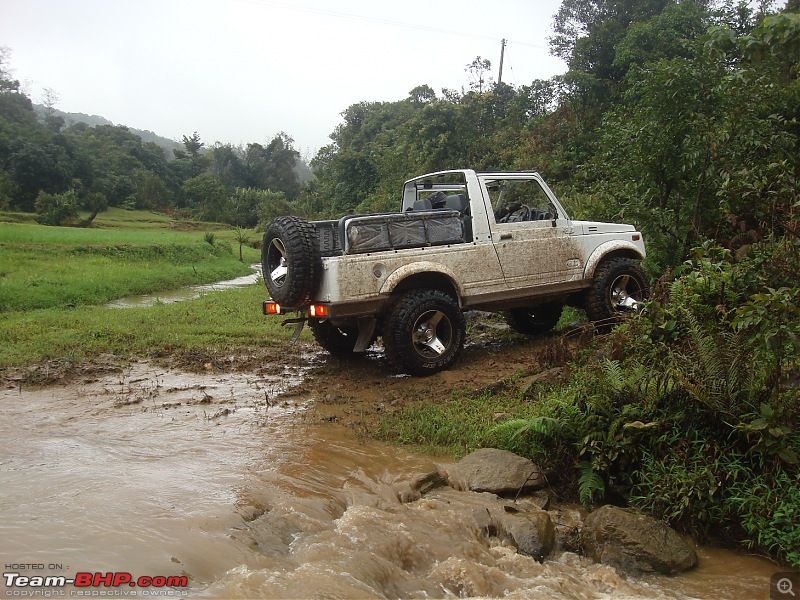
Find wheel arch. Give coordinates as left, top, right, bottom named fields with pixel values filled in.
left=379, top=263, right=464, bottom=306
left=584, top=241, right=645, bottom=280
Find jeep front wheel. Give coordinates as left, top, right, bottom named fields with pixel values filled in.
left=586, top=257, right=649, bottom=324
left=262, top=216, right=319, bottom=306
left=383, top=289, right=466, bottom=376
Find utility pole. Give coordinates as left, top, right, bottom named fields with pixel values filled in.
left=498, top=39, right=506, bottom=85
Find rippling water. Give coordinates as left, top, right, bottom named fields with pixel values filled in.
left=0, top=364, right=778, bottom=599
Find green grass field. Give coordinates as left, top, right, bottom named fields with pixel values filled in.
left=0, top=285, right=291, bottom=368
left=0, top=209, right=286, bottom=370
left=0, top=208, right=261, bottom=311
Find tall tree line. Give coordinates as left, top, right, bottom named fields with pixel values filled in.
left=0, top=47, right=304, bottom=228
left=2, top=0, right=797, bottom=269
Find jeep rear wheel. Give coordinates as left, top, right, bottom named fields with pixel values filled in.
left=503, top=301, right=563, bottom=335
left=310, top=320, right=361, bottom=357
left=586, top=257, right=649, bottom=324
left=383, top=289, right=466, bottom=376
left=262, top=216, right=319, bottom=306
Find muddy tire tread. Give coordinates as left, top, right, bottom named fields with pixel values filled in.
left=383, top=289, right=466, bottom=376
left=585, top=257, right=649, bottom=323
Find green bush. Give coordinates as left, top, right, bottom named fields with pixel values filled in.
left=34, top=190, right=79, bottom=225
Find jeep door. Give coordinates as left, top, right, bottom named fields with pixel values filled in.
left=485, top=176, right=583, bottom=289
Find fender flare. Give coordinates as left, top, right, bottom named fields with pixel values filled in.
left=379, top=261, right=465, bottom=301
left=583, top=240, right=645, bottom=279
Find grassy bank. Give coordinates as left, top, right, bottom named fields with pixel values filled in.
left=0, top=285, right=292, bottom=371
left=0, top=208, right=260, bottom=311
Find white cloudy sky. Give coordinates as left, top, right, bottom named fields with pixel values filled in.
left=1, top=0, right=566, bottom=157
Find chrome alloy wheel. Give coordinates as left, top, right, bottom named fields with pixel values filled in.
left=610, top=273, right=642, bottom=311
left=266, top=238, right=288, bottom=287
left=411, top=309, right=453, bottom=357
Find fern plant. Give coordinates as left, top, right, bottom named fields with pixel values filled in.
left=578, top=460, right=605, bottom=506
left=672, top=308, right=761, bottom=416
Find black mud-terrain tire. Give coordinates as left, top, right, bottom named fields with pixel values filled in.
left=585, top=257, right=649, bottom=324
left=310, top=320, right=362, bottom=357
left=383, top=289, right=466, bottom=376
left=262, top=216, right=319, bottom=306
left=503, top=301, right=563, bottom=335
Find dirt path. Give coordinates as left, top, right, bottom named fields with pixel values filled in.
left=276, top=323, right=575, bottom=430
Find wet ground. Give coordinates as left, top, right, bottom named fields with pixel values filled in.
left=0, top=331, right=780, bottom=599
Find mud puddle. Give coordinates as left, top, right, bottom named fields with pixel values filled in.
left=0, top=348, right=779, bottom=599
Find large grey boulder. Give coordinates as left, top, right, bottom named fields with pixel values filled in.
left=437, top=448, right=546, bottom=495
left=580, top=505, right=698, bottom=574
left=496, top=506, right=555, bottom=561
left=427, top=487, right=556, bottom=562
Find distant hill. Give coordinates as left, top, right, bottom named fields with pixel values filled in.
left=33, top=104, right=183, bottom=157
left=32, top=104, right=313, bottom=177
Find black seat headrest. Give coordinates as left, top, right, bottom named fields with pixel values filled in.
left=444, top=194, right=469, bottom=213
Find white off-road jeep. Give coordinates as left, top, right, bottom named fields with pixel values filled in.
left=262, top=170, right=648, bottom=375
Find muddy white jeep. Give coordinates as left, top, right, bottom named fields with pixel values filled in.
left=262, top=169, right=648, bottom=375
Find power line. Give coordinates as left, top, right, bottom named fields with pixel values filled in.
left=231, top=0, right=550, bottom=50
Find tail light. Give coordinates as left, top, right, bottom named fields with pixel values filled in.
left=263, top=301, right=282, bottom=315
left=310, top=304, right=328, bottom=317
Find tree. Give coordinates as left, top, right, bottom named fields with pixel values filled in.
left=180, top=131, right=204, bottom=157
left=465, top=57, right=492, bottom=93
left=41, top=87, right=64, bottom=132
left=234, top=227, right=250, bottom=262
left=172, top=131, right=209, bottom=179
left=256, top=189, right=295, bottom=226
left=242, top=133, right=301, bottom=200
left=34, top=189, right=78, bottom=225
left=130, top=169, right=173, bottom=210
left=408, top=84, right=436, bottom=104
left=229, top=187, right=268, bottom=228
left=182, top=173, right=227, bottom=221
left=7, top=138, right=74, bottom=211
left=0, top=46, right=36, bottom=125
left=209, top=142, right=245, bottom=189
left=578, top=10, right=799, bottom=267
left=80, top=191, right=108, bottom=224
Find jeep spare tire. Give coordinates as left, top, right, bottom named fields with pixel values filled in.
left=262, top=216, right=320, bottom=306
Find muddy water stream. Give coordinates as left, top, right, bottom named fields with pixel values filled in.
left=105, top=265, right=261, bottom=308
left=0, top=362, right=779, bottom=599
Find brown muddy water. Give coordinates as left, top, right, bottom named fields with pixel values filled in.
left=0, top=361, right=780, bottom=599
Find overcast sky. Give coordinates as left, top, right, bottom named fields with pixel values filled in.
left=1, top=0, right=566, bottom=158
